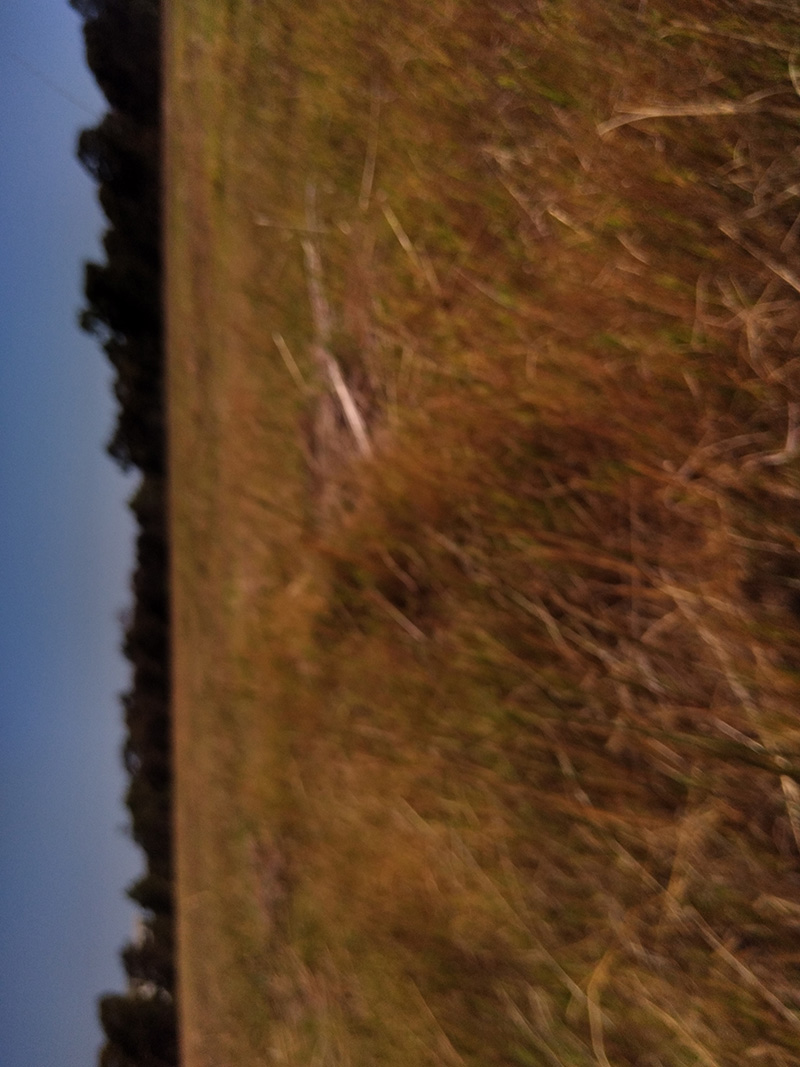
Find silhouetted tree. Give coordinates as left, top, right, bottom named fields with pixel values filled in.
left=73, top=0, right=177, bottom=1061
left=99, top=992, right=176, bottom=1067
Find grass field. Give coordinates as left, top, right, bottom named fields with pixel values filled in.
left=165, top=2, right=800, bottom=1064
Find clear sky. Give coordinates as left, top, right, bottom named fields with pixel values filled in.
left=0, top=3, right=142, bottom=1066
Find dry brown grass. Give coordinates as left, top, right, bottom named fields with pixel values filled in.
left=165, top=1, right=800, bottom=1064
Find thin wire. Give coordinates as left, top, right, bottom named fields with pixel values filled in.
left=3, top=50, right=100, bottom=119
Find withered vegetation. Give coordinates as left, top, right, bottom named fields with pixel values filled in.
left=166, top=2, right=800, bottom=1064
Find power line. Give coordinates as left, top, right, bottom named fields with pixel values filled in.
left=3, top=50, right=100, bottom=118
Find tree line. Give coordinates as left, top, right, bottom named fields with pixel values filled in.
left=70, top=1, right=177, bottom=1065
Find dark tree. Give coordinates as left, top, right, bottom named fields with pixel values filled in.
left=73, top=0, right=177, bottom=1062
left=127, top=871, right=173, bottom=917
left=71, top=0, right=161, bottom=122
left=99, top=993, right=177, bottom=1067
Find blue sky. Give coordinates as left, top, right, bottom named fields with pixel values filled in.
left=0, top=3, right=142, bottom=1065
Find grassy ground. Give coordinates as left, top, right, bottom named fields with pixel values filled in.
left=165, top=2, right=800, bottom=1064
